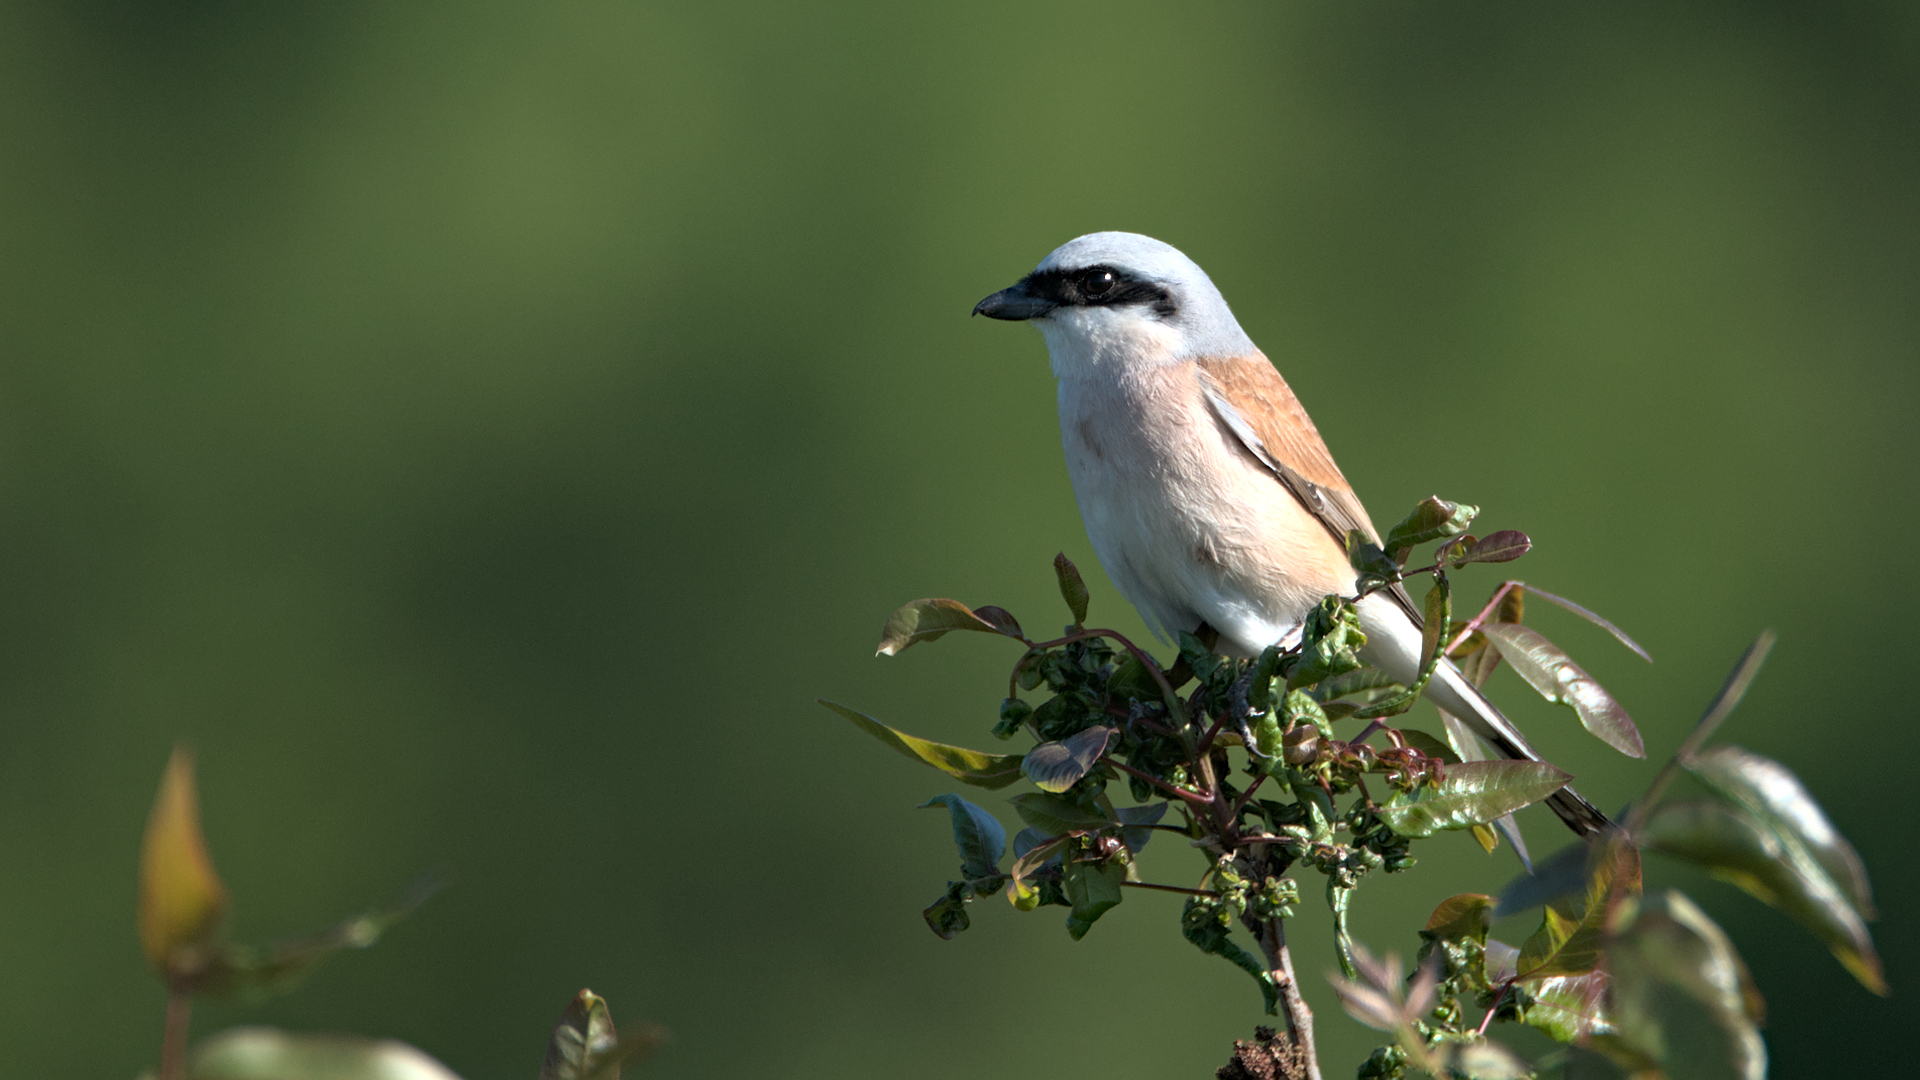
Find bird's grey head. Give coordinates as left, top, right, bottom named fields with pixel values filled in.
left=973, top=232, right=1255, bottom=373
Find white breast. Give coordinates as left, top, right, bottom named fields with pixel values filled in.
left=1055, top=361, right=1353, bottom=655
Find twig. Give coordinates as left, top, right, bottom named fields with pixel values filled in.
left=1103, top=758, right=1214, bottom=804
left=1120, top=880, right=1221, bottom=897
left=1256, top=916, right=1323, bottom=1080
left=158, top=987, right=191, bottom=1080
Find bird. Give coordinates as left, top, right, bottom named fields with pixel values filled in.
left=972, top=231, right=1608, bottom=839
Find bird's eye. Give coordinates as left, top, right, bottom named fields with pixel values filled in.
left=1082, top=269, right=1116, bottom=297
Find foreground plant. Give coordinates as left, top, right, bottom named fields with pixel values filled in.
left=822, top=498, right=1883, bottom=1079
left=137, top=748, right=664, bottom=1080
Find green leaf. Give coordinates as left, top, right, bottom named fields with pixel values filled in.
left=1115, top=802, right=1169, bottom=854
left=875, top=598, right=1023, bottom=655
left=1005, top=834, right=1068, bottom=911
left=819, top=700, right=1024, bottom=788
left=187, top=1028, right=464, bottom=1080
left=539, top=988, right=666, bottom=1080
left=1347, top=531, right=1401, bottom=586
left=1447, top=530, right=1532, bottom=567
left=1312, top=667, right=1402, bottom=703
left=1396, top=729, right=1460, bottom=765
left=1606, top=891, right=1766, bottom=1080
left=1686, top=745, right=1873, bottom=918
left=1447, top=1040, right=1534, bottom=1079
left=1181, top=897, right=1278, bottom=1014
left=919, top=794, right=1006, bottom=880
left=1376, top=761, right=1572, bottom=838
left=1477, top=622, right=1644, bottom=757
left=1509, top=584, right=1652, bottom=662
left=1521, top=970, right=1613, bottom=1043
left=1009, top=792, right=1112, bottom=837
left=1670, top=748, right=1884, bottom=994
left=1020, top=725, right=1114, bottom=793
left=1420, top=893, right=1494, bottom=944
left=1285, top=596, right=1367, bottom=690
left=1053, top=552, right=1090, bottom=625
left=1495, top=841, right=1593, bottom=917
left=923, top=881, right=973, bottom=939
left=1104, top=654, right=1161, bottom=705
left=1062, top=858, right=1126, bottom=938
left=1517, top=841, right=1640, bottom=979
left=1384, top=496, right=1478, bottom=557
left=140, top=745, right=229, bottom=979
left=184, top=877, right=441, bottom=1001
left=1640, top=801, right=1882, bottom=993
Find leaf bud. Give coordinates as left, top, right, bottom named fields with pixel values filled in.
left=1282, top=724, right=1319, bottom=766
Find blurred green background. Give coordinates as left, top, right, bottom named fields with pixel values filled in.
left=1, top=1, right=1914, bottom=1076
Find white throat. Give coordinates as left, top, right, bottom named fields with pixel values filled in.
left=1036, top=307, right=1186, bottom=383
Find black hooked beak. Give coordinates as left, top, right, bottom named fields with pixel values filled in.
left=972, top=280, right=1056, bottom=321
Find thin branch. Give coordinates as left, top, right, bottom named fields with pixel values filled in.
left=1445, top=580, right=1519, bottom=656
left=1256, top=916, right=1323, bottom=1080
left=1103, top=758, right=1213, bottom=804
left=1625, top=631, right=1775, bottom=834
left=1120, top=880, right=1221, bottom=897
left=158, top=987, right=191, bottom=1080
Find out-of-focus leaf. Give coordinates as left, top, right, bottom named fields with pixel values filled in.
left=1484, top=939, right=1519, bottom=983
left=1518, top=841, right=1640, bottom=979
left=188, top=1027, right=464, bottom=1080
left=1449, top=530, right=1532, bottom=567
left=539, top=988, right=665, bottom=1080
left=1478, top=623, right=1644, bottom=758
left=1687, top=745, right=1873, bottom=918
left=186, top=877, right=441, bottom=1001
left=1326, top=947, right=1446, bottom=1075
left=1606, top=891, right=1766, bottom=1080
left=1053, top=552, right=1090, bottom=625
left=819, top=700, right=1024, bottom=788
left=1004, top=835, right=1067, bottom=911
left=1656, top=759, right=1884, bottom=996
left=542, top=989, right=618, bottom=1080
left=1062, top=859, right=1125, bottom=939
left=1377, top=761, right=1571, bottom=838
left=1115, top=802, right=1168, bottom=854
left=1020, top=725, right=1114, bottom=793
left=919, top=795, right=1006, bottom=880
left=1421, top=893, right=1494, bottom=944
left=140, top=746, right=230, bottom=978
left=1009, top=792, right=1112, bottom=837
left=1496, top=841, right=1595, bottom=917
left=875, top=598, right=1022, bottom=655
left=1509, top=584, right=1652, bottom=663
left=1384, top=496, right=1478, bottom=556
left=1448, top=1040, right=1533, bottom=1079
left=1522, top=970, right=1613, bottom=1043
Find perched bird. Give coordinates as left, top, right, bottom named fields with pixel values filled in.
left=973, top=231, right=1607, bottom=839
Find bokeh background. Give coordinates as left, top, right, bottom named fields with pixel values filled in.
left=1, top=1, right=1914, bottom=1076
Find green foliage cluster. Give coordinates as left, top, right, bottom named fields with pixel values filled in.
left=826, top=500, right=1884, bottom=1080
left=134, top=749, right=666, bottom=1080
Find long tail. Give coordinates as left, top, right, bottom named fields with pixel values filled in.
left=1355, top=594, right=1610, bottom=838
left=1427, top=662, right=1611, bottom=837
